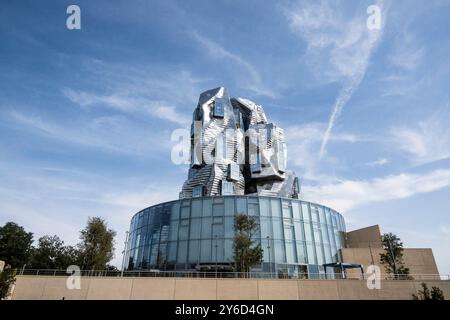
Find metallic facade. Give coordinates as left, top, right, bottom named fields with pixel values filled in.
left=180, top=87, right=299, bottom=199
left=125, top=196, right=346, bottom=277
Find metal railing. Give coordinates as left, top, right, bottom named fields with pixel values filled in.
left=15, top=269, right=450, bottom=281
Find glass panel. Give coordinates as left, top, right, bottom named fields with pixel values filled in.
left=201, top=218, right=212, bottom=239
left=274, top=240, right=286, bottom=263
left=296, top=241, right=307, bottom=264
left=310, top=206, right=319, bottom=223
left=292, top=202, right=301, bottom=220
left=282, top=200, right=291, bottom=218
left=260, top=217, right=272, bottom=239
left=270, top=199, right=281, bottom=217
left=318, top=207, right=326, bottom=224
left=189, top=218, right=201, bottom=239
left=294, top=220, right=304, bottom=242
left=213, top=204, right=224, bottom=217
left=191, top=199, right=202, bottom=218
left=188, top=240, right=200, bottom=263
left=202, top=199, right=212, bottom=217
left=285, top=240, right=297, bottom=264
left=168, top=241, right=177, bottom=262
left=272, top=218, right=283, bottom=239
left=178, top=224, right=189, bottom=240
left=169, top=221, right=179, bottom=241
left=306, top=243, right=316, bottom=264
left=236, top=197, right=247, bottom=215
left=304, top=222, right=313, bottom=242
left=200, top=239, right=211, bottom=261
left=177, top=241, right=188, bottom=264
left=224, top=239, right=233, bottom=262
left=212, top=223, right=224, bottom=238
left=224, top=217, right=234, bottom=238
left=301, top=203, right=310, bottom=221
left=224, top=197, right=235, bottom=216
left=259, top=198, right=270, bottom=217
left=248, top=203, right=259, bottom=216
left=171, top=202, right=180, bottom=220
left=181, top=206, right=190, bottom=219
left=212, top=238, right=224, bottom=262
left=284, top=225, right=294, bottom=240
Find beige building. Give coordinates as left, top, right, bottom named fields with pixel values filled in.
left=342, top=225, right=439, bottom=278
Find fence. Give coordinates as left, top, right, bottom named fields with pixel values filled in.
left=15, top=268, right=450, bottom=281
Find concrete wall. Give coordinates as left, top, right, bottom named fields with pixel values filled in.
left=10, top=276, right=450, bottom=300
left=341, top=247, right=440, bottom=277
left=345, top=225, right=382, bottom=249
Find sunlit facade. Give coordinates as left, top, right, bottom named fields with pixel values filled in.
left=124, top=196, right=346, bottom=277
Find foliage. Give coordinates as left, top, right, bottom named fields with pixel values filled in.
left=233, top=214, right=263, bottom=273
left=29, top=235, right=80, bottom=269
left=0, top=265, right=16, bottom=300
left=0, top=222, right=33, bottom=268
left=379, top=232, right=411, bottom=280
left=412, top=282, right=445, bottom=300
left=78, top=217, right=116, bottom=270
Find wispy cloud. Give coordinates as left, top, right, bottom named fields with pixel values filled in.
left=303, top=168, right=450, bottom=212
left=190, top=31, right=275, bottom=98
left=391, top=106, right=450, bottom=165
left=9, top=111, right=171, bottom=156
left=284, top=0, right=386, bottom=159
left=285, top=122, right=363, bottom=182
left=365, top=157, right=388, bottom=167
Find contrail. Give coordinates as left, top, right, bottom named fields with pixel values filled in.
left=319, top=1, right=385, bottom=159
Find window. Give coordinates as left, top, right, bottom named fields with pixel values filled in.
left=285, top=240, right=297, bottom=263
left=221, top=180, right=234, bottom=195
left=228, top=163, right=240, bottom=181
left=178, top=224, right=189, bottom=240
left=213, top=99, right=225, bottom=118
left=248, top=203, right=259, bottom=216
left=170, top=202, right=180, bottom=221
left=224, top=217, right=234, bottom=238
left=192, top=185, right=204, bottom=198
left=272, top=218, right=283, bottom=239
left=296, top=241, right=307, bottom=264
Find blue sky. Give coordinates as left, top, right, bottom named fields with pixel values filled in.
left=1, top=0, right=450, bottom=272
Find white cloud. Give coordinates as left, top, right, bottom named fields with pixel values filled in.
left=9, top=111, right=171, bottom=156
left=190, top=31, right=275, bottom=98
left=302, top=169, right=450, bottom=212
left=285, top=122, right=363, bottom=182
left=365, top=158, right=389, bottom=167
left=284, top=0, right=386, bottom=159
left=391, top=106, right=450, bottom=165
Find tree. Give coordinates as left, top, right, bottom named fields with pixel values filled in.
left=0, top=265, right=16, bottom=300
left=379, top=233, right=411, bottom=280
left=77, top=217, right=116, bottom=270
left=29, top=235, right=80, bottom=269
left=233, top=214, right=263, bottom=273
left=0, top=222, right=33, bottom=269
left=412, top=282, right=445, bottom=300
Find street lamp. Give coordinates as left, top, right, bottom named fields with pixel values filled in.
left=266, top=236, right=271, bottom=278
